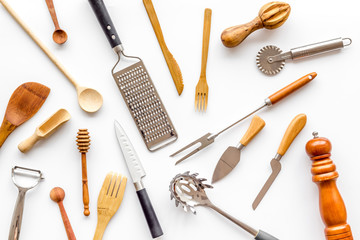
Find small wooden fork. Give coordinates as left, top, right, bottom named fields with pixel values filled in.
left=94, top=173, right=127, bottom=240
left=195, top=8, right=212, bottom=112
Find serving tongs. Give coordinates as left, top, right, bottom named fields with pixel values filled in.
left=171, top=73, right=317, bottom=164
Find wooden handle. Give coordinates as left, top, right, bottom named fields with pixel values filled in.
left=45, top=0, right=60, bottom=29
left=268, top=72, right=317, bottom=105
left=81, top=154, right=90, bottom=216
left=93, top=215, right=111, bottom=240
left=0, top=118, right=16, bottom=148
left=143, top=0, right=166, bottom=47
left=0, top=0, right=78, bottom=88
left=240, top=115, right=265, bottom=146
left=277, top=114, right=306, bottom=156
left=200, top=8, right=212, bottom=77
left=58, top=201, right=76, bottom=240
left=306, top=135, right=353, bottom=239
left=18, top=133, right=40, bottom=153
left=221, top=17, right=263, bottom=48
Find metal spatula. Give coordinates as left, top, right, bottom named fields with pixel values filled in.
left=88, top=0, right=177, bottom=152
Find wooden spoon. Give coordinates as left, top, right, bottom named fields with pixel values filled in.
left=45, top=0, right=67, bottom=44
left=18, top=109, right=71, bottom=153
left=0, top=82, right=50, bottom=148
left=50, top=187, right=76, bottom=240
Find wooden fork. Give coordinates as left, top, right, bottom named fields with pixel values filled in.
left=93, top=173, right=127, bottom=240
left=195, top=8, right=212, bottom=112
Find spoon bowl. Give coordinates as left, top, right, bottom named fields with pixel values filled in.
left=77, top=87, right=103, bottom=113
left=52, top=29, right=67, bottom=44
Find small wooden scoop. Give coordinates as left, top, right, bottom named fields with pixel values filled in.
left=0, top=82, right=50, bottom=148
left=18, top=109, right=70, bottom=153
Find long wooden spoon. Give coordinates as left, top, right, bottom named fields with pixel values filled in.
left=18, top=109, right=71, bottom=153
left=45, top=0, right=68, bottom=44
left=0, top=0, right=103, bottom=113
left=0, top=82, right=50, bottom=148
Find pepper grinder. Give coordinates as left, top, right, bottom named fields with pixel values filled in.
left=305, top=132, right=353, bottom=240
left=76, top=129, right=90, bottom=216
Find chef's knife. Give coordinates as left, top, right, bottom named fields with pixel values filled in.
left=114, top=120, right=163, bottom=239
left=252, top=114, right=307, bottom=210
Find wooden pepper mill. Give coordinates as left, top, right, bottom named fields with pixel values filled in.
left=76, top=129, right=91, bottom=216
left=221, top=2, right=291, bottom=48
left=305, top=132, right=353, bottom=240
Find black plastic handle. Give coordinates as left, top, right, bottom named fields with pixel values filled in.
left=136, top=188, right=163, bottom=239
left=88, top=0, right=121, bottom=48
left=255, top=230, right=279, bottom=240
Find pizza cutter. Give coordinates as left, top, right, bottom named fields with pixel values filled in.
left=256, top=37, right=352, bottom=75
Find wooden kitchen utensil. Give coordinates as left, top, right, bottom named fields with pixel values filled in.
left=0, top=0, right=103, bottom=113
left=50, top=187, right=77, bottom=240
left=195, top=8, right=212, bottom=112
left=221, top=2, right=290, bottom=48
left=0, top=82, right=50, bottom=148
left=45, top=0, right=67, bottom=44
left=18, top=109, right=71, bottom=153
left=305, top=132, right=353, bottom=240
left=94, top=172, right=127, bottom=240
left=212, top=115, right=265, bottom=183
left=76, top=129, right=91, bottom=216
left=143, top=0, right=184, bottom=95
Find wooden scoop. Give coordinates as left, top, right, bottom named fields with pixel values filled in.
left=0, top=82, right=50, bottom=148
left=18, top=109, right=70, bottom=153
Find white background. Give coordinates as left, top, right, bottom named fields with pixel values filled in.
left=0, top=0, right=359, bottom=239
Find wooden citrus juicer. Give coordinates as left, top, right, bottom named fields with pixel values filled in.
left=50, top=187, right=76, bottom=240
left=221, top=2, right=291, bottom=48
left=0, top=0, right=103, bottom=113
left=0, top=82, right=50, bottom=148
left=18, top=109, right=71, bottom=153
left=305, top=132, right=353, bottom=240
left=45, top=0, right=67, bottom=44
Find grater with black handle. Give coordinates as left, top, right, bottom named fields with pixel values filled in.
left=89, top=0, right=177, bottom=152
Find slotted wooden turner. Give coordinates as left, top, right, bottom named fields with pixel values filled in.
left=94, top=172, right=127, bottom=240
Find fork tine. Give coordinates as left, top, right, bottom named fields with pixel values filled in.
left=116, top=175, right=127, bottom=200
left=195, top=92, right=199, bottom=111
left=175, top=147, right=201, bottom=165
left=201, top=93, right=205, bottom=112
left=204, top=93, right=208, bottom=111
left=109, top=173, right=117, bottom=197
left=113, top=174, right=122, bottom=198
left=98, top=173, right=112, bottom=203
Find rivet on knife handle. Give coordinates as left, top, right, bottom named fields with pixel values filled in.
left=171, top=73, right=316, bottom=164
left=252, top=114, right=307, bottom=210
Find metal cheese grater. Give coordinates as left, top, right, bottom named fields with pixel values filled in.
left=89, top=0, right=177, bottom=151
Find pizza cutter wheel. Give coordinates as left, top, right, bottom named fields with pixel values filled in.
left=256, top=37, right=352, bottom=75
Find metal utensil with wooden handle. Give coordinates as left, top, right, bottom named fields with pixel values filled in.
left=0, top=0, right=103, bottom=113
left=221, top=2, right=291, bottom=48
left=212, top=115, right=265, bottom=183
left=252, top=114, right=307, bottom=210
left=171, top=72, right=316, bottom=164
left=143, top=0, right=184, bottom=95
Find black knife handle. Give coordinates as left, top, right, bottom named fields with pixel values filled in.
left=255, top=230, right=279, bottom=240
left=136, top=188, right=163, bottom=238
left=88, top=0, right=121, bottom=48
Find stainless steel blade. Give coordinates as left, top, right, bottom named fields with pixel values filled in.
left=252, top=159, right=281, bottom=210
left=114, top=120, right=146, bottom=184
left=212, top=146, right=241, bottom=184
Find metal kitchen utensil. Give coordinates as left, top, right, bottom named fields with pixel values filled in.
left=256, top=37, right=352, bottom=75
left=195, top=8, right=212, bottom=112
left=252, top=114, right=306, bottom=210
left=212, top=115, right=265, bottom=184
left=170, top=172, right=279, bottom=240
left=143, top=0, right=184, bottom=95
left=0, top=0, right=103, bottom=113
left=171, top=72, right=316, bottom=164
left=114, top=120, right=163, bottom=239
left=89, top=0, right=177, bottom=151
left=9, top=166, right=44, bottom=240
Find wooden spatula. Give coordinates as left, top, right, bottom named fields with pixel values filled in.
left=94, top=172, right=127, bottom=240
left=0, top=82, right=50, bottom=148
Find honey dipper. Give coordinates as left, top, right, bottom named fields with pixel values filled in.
left=76, top=129, right=91, bottom=216
left=305, top=132, right=353, bottom=240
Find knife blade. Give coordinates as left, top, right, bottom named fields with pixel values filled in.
left=252, top=114, right=307, bottom=210
left=114, top=120, right=163, bottom=239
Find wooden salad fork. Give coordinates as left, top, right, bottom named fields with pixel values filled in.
left=195, top=8, right=212, bottom=112
left=94, top=173, right=127, bottom=240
